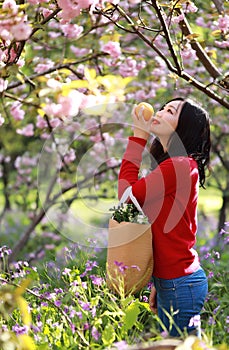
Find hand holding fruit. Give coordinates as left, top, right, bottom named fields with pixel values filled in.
left=132, top=102, right=154, bottom=140
left=135, top=102, right=154, bottom=121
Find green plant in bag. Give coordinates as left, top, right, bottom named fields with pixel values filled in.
left=109, top=204, right=149, bottom=224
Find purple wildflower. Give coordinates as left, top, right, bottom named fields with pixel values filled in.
left=208, top=316, right=216, bottom=325
left=0, top=246, right=12, bottom=258
left=188, top=314, right=201, bottom=327
left=12, top=324, right=29, bottom=335
left=79, top=301, right=91, bottom=311
left=83, top=322, right=90, bottom=331
left=114, top=261, right=128, bottom=273
left=76, top=311, right=82, bottom=319
left=213, top=305, right=220, bottom=314
left=208, top=271, right=214, bottom=278
left=90, top=275, right=104, bottom=286
left=91, top=326, right=100, bottom=341
left=54, top=300, right=62, bottom=307
left=113, top=341, right=128, bottom=349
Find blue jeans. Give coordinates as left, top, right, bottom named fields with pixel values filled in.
left=153, top=267, right=208, bottom=338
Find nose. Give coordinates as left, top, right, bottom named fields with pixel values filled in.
left=155, top=110, right=162, bottom=118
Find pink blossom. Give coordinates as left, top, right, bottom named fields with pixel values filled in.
left=0, top=114, right=5, bottom=126
left=34, top=59, right=55, bottom=73
left=57, top=90, right=84, bottom=117
left=61, top=24, right=83, bottom=39
left=180, top=44, right=197, bottom=62
left=11, top=22, right=32, bottom=41
left=218, top=15, right=229, bottom=33
left=49, top=118, right=61, bottom=128
left=27, top=0, right=44, bottom=4
left=63, top=148, right=76, bottom=164
left=10, top=102, right=25, bottom=121
left=128, top=0, right=141, bottom=4
left=42, top=8, right=53, bottom=18
left=16, top=123, right=34, bottom=137
left=215, top=40, right=229, bottom=48
left=2, top=0, right=18, bottom=15
left=57, top=0, right=81, bottom=21
left=43, top=103, right=62, bottom=117
left=184, top=2, right=198, bottom=13
left=0, top=29, right=13, bottom=41
left=0, top=78, right=8, bottom=92
left=0, top=48, right=7, bottom=63
left=36, top=115, right=48, bottom=129
left=172, top=14, right=185, bottom=23
left=70, top=46, right=90, bottom=56
left=102, top=41, right=122, bottom=58
left=119, top=57, right=139, bottom=77
left=47, top=78, right=62, bottom=91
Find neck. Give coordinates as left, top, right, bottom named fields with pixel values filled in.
left=159, top=136, right=169, bottom=153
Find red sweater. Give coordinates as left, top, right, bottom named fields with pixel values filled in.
left=118, top=137, right=200, bottom=279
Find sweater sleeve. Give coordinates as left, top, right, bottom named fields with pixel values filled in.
left=118, top=136, right=147, bottom=200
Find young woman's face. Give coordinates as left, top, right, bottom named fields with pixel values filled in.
left=150, top=100, right=184, bottom=138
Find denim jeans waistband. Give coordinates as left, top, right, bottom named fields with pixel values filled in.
left=153, top=267, right=206, bottom=289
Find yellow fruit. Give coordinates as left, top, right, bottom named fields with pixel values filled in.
left=135, top=102, right=154, bottom=121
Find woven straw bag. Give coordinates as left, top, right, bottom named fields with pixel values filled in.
left=106, top=187, right=153, bottom=295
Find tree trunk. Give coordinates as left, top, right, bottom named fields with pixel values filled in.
left=218, top=192, right=229, bottom=233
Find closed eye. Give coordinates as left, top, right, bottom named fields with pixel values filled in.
left=167, top=108, right=173, bottom=114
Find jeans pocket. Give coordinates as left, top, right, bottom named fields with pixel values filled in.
left=189, top=279, right=208, bottom=313
left=158, top=279, right=175, bottom=291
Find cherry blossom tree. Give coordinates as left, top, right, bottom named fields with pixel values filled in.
left=0, top=0, right=228, bottom=261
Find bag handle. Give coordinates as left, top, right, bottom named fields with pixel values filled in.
left=118, top=186, right=144, bottom=215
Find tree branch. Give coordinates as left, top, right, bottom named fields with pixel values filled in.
left=177, top=9, right=223, bottom=80
left=211, top=0, right=225, bottom=14
left=6, top=52, right=109, bottom=91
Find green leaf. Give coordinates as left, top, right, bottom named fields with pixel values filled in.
left=122, top=302, right=140, bottom=331
left=101, top=323, right=116, bottom=346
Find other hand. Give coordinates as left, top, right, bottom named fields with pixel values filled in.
left=149, top=286, right=158, bottom=314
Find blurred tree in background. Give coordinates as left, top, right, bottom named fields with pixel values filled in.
left=0, top=0, right=228, bottom=261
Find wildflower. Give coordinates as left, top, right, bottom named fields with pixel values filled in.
left=208, top=271, right=214, bottom=278
left=79, top=301, right=90, bottom=311
left=214, top=251, right=220, bottom=259
left=161, top=330, right=169, bottom=338
left=83, top=322, right=90, bottom=331
left=114, top=261, right=128, bottom=273
left=90, top=275, right=104, bottom=286
left=188, top=314, right=201, bottom=327
left=213, top=305, right=220, bottom=314
left=12, top=324, right=29, bottom=335
left=0, top=246, right=12, bottom=258
left=208, top=316, right=216, bottom=325
left=140, top=295, right=148, bottom=302
left=62, top=268, right=71, bottom=276
left=54, top=300, right=62, bottom=307
left=76, top=311, right=82, bottom=319
left=91, top=326, right=100, bottom=341
left=113, top=340, right=128, bottom=349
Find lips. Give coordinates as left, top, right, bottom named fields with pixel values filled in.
left=152, top=118, right=160, bottom=125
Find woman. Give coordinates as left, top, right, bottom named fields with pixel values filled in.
left=118, top=97, right=211, bottom=337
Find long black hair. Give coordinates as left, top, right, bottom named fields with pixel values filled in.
left=150, top=98, right=211, bottom=188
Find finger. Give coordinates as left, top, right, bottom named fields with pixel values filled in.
left=150, top=306, right=158, bottom=314
left=131, top=104, right=138, bottom=118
